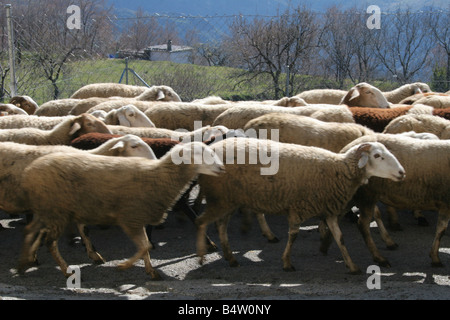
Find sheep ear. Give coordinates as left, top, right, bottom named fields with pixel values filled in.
left=357, top=143, right=372, bottom=168
left=69, top=122, right=81, bottom=135
left=156, top=90, right=165, bottom=101
left=118, top=113, right=131, bottom=127
left=414, top=87, right=423, bottom=94
left=110, top=140, right=125, bottom=151
left=349, top=88, right=360, bottom=101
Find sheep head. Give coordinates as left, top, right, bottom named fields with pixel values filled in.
left=341, top=83, right=390, bottom=108
left=137, top=85, right=182, bottom=102
left=0, top=103, right=29, bottom=115
left=9, top=95, right=39, bottom=114
left=351, top=142, right=405, bottom=183
left=69, top=113, right=112, bottom=138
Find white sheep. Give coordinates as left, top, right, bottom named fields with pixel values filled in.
left=195, top=138, right=405, bottom=274
left=0, top=134, right=156, bottom=265
left=336, top=133, right=450, bottom=268
left=35, top=97, right=109, bottom=117
left=18, top=142, right=225, bottom=279
left=383, top=114, right=450, bottom=139
left=383, top=82, right=431, bottom=104
left=295, top=88, right=347, bottom=104
left=243, top=113, right=375, bottom=152
left=70, top=84, right=181, bottom=105
left=410, top=95, right=450, bottom=109
left=89, top=110, right=108, bottom=122
left=260, top=96, right=308, bottom=107
left=104, top=104, right=155, bottom=127
left=0, top=113, right=111, bottom=145
left=107, top=124, right=228, bottom=144
left=143, top=103, right=233, bottom=131
left=339, top=82, right=390, bottom=108
left=191, top=96, right=232, bottom=105
left=0, top=115, right=76, bottom=130
left=213, top=104, right=354, bottom=130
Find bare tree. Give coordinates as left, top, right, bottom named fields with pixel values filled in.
left=426, top=8, right=450, bottom=91
left=374, top=9, right=435, bottom=84
left=227, top=6, right=319, bottom=99
left=12, top=0, right=113, bottom=100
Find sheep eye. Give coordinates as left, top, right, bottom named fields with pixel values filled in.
left=374, top=154, right=381, bottom=159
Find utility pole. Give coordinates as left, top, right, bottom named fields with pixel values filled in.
left=5, top=4, right=17, bottom=97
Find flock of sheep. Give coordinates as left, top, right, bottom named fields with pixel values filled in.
left=0, top=80, right=449, bottom=281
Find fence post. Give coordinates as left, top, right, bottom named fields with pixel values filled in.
left=5, top=4, right=17, bottom=97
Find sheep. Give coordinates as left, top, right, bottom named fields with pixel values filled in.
left=143, top=103, right=232, bottom=131
left=261, top=96, right=308, bottom=107
left=70, top=85, right=182, bottom=116
left=9, top=95, right=39, bottom=115
left=213, top=104, right=354, bottom=130
left=90, top=110, right=108, bottom=122
left=383, top=114, right=450, bottom=139
left=295, top=88, right=347, bottom=104
left=0, top=104, right=29, bottom=116
left=104, top=104, right=155, bottom=127
left=70, top=83, right=148, bottom=99
left=35, top=97, right=109, bottom=117
left=194, top=137, right=405, bottom=274
left=339, top=82, right=390, bottom=108
left=0, top=135, right=155, bottom=216
left=191, top=96, right=232, bottom=105
left=18, top=141, right=225, bottom=279
left=332, top=134, right=450, bottom=268
left=0, top=113, right=111, bottom=145
left=383, top=82, right=431, bottom=104
left=70, top=83, right=181, bottom=102
left=398, top=92, right=448, bottom=105
left=410, top=95, right=450, bottom=109
left=0, top=115, right=76, bottom=130
left=350, top=106, right=450, bottom=132
left=243, top=113, right=375, bottom=152
left=0, top=134, right=158, bottom=265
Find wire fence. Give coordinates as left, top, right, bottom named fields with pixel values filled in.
left=1, top=2, right=449, bottom=104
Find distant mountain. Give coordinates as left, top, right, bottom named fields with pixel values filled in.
left=107, top=0, right=449, bottom=16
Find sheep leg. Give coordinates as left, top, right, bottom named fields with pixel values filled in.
left=76, top=223, right=106, bottom=264
left=47, top=239, right=71, bottom=278
left=196, top=203, right=234, bottom=265
left=215, top=214, right=238, bottom=267
left=241, top=208, right=279, bottom=243
left=373, top=206, right=398, bottom=250
left=281, top=210, right=302, bottom=272
left=18, top=219, right=45, bottom=274
left=325, top=214, right=361, bottom=275
left=357, top=204, right=391, bottom=267
left=429, top=210, right=450, bottom=267
left=386, top=205, right=402, bottom=231
left=118, top=225, right=160, bottom=280
left=318, top=219, right=333, bottom=255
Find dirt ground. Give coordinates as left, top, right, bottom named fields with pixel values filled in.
left=0, top=203, right=449, bottom=301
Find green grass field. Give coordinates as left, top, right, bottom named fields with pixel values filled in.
left=10, top=58, right=402, bottom=105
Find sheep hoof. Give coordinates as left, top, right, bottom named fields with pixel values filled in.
left=349, top=268, right=362, bottom=275
left=431, top=261, right=444, bottom=268
left=229, top=260, right=239, bottom=268
left=417, top=217, right=429, bottom=227
left=386, top=243, right=399, bottom=250
left=267, top=237, right=280, bottom=243
left=117, top=262, right=132, bottom=270
left=149, top=271, right=162, bottom=281
left=377, top=260, right=391, bottom=268
left=283, top=266, right=296, bottom=272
